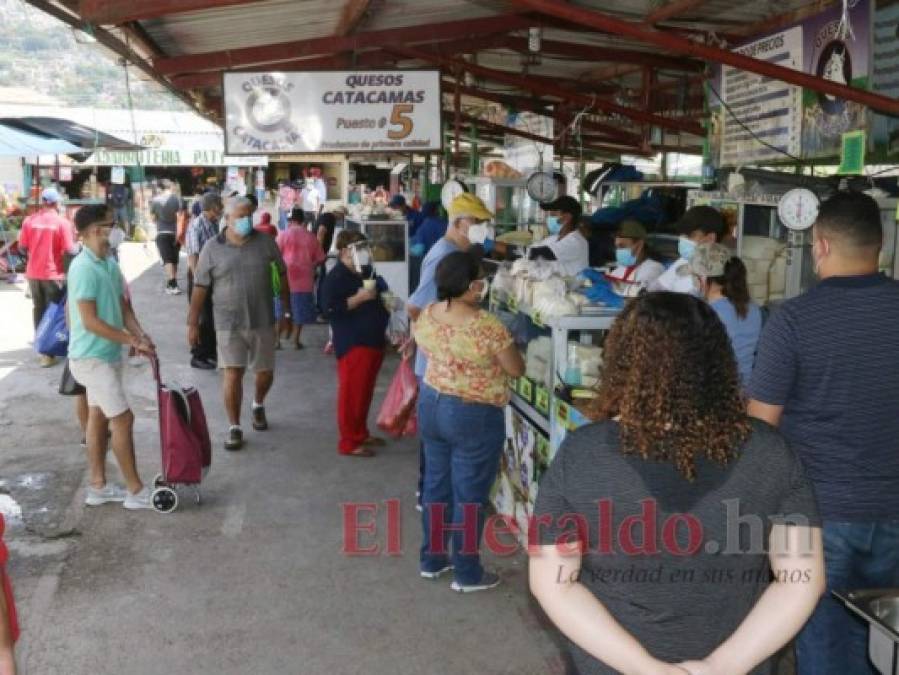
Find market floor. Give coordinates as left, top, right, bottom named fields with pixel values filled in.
left=0, top=243, right=566, bottom=675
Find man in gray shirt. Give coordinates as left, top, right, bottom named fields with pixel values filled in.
left=189, top=197, right=289, bottom=451
left=151, top=179, right=185, bottom=295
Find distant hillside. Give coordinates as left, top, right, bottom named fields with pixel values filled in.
left=0, top=0, right=188, bottom=111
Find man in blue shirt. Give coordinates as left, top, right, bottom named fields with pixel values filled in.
left=407, top=193, right=494, bottom=509
left=748, top=192, right=899, bottom=675
left=389, top=194, right=424, bottom=237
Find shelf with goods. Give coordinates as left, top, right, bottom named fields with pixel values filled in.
left=489, top=287, right=618, bottom=545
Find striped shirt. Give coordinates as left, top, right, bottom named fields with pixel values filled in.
left=749, top=273, right=899, bottom=522
left=185, top=213, right=218, bottom=257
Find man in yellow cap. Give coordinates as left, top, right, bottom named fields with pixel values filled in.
left=406, top=192, right=494, bottom=509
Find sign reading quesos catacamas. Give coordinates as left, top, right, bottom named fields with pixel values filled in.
left=223, top=70, right=442, bottom=154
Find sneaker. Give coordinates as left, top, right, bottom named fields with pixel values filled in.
left=420, top=564, right=453, bottom=580
left=85, top=484, right=127, bottom=506
left=451, top=571, right=501, bottom=593
left=165, top=285, right=182, bottom=296
left=224, top=426, right=244, bottom=451
left=123, top=487, right=154, bottom=510
left=252, top=406, right=268, bottom=431
left=190, top=356, right=216, bottom=370
left=39, top=354, right=56, bottom=368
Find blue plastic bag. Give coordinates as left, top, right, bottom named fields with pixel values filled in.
left=35, top=295, right=68, bottom=357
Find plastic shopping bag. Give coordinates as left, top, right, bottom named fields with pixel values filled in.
left=376, top=357, right=419, bottom=438
left=35, top=294, right=69, bottom=357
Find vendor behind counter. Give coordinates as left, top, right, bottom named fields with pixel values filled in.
left=606, top=220, right=665, bottom=297
left=528, top=196, right=589, bottom=277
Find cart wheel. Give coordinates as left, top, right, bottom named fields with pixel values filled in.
left=194, top=488, right=202, bottom=505
left=151, top=487, right=178, bottom=514
left=153, top=473, right=165, bottom=488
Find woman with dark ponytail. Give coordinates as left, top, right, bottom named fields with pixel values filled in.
left=689, top=243, right=762, bottom=386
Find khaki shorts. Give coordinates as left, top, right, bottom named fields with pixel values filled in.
left=217, top=326, right=276, bottom=372
left=68, top=358, right=130, bottom=418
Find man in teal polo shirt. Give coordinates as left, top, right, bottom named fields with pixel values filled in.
left=68, top=204, right=157, bottom=511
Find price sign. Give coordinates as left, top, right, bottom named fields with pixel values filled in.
left=535, top=386, right=550, bottom=415
left=518, top=377, right=533, bottom=402
left=507, top=296, right=518, bottom=313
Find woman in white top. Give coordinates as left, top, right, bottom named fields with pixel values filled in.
left=607, top=219, right=664, bottom=297
left=529, top=196, right=590, bottom=277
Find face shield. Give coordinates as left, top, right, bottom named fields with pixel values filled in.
left=349, top=241, right=375, bottom=277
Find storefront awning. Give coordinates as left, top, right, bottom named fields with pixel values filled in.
left=0, top=123, right=83, bottom=156
left=0, top=116, right=140, bottom=152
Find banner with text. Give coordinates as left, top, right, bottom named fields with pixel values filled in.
left=223, top=71, right=442, bottom=154
left=710, top=0, right=872, bottom=165
left=871, top=3, right=899, bottom=158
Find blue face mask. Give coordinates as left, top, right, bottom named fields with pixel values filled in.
left=233, top=216, right=253, bottom=237
left=678, top=236, right=696, bottom=260
left=615, top=247, right=637, bottom=267
left=547, top=216, right=562, bottom=234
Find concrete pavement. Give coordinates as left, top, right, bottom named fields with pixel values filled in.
left=0, top=243, right=566, bottom=675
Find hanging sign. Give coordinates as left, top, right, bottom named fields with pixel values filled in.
left=710, top=0, right=873, bottom=165
left=110, top=166, right=125, bottom=184
left=871, top=3, right=899, bottom=158
left=223, top=70, right=442, bottom=154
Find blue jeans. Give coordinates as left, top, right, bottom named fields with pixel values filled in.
left=278, top=208, right=289, bottom=231
left=418, top=384, right=505, bottom=585
left=796, top=521, right=899, bottom=675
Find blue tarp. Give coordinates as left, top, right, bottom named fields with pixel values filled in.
left=0, top=124, right=83, bottom=156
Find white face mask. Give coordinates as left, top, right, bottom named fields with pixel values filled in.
left=472, top=278, right=490, bottom=303
left=467, top=223, right=493, bottom=245
left=350, top=245, right=372, bottom=272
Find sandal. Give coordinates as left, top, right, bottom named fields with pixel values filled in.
left=346, top=447, right=375, bottom=458
left=362, top=436, right=386, bottom=447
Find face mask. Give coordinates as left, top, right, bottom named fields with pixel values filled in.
left=472, top=278, right=490, bottom=303
left=615, top=247, right=637, bottom=267
left=351, top=246, right=373, bottom=274
left=678, top=236, right=697, bottom=261
left=233, top=216, right=253, bottom=237
left=547, top=216, right=562, bottom=235
left=467, top=223, right=488, bottom=245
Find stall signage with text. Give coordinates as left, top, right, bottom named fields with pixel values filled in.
left=81, top=149, right=268, bottom=167
left=871, top=3, right=899, bottom=158
left=223, top=70, right=442, bottom=154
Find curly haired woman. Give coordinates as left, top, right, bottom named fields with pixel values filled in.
left=530, top=292, right=824, bottom=675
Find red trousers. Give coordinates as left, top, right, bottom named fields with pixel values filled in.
left=337, top=346, right=385, bottom=454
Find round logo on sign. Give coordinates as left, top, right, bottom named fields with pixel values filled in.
left=816, top=41, right=852, bottom=115
left=246, top=86, right=291, bottom=133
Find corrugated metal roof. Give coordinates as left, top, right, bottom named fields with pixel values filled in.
left=142, top=0, right=344, bottom=56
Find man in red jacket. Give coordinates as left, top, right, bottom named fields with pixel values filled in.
left=18, top=187, right=78, bottom=367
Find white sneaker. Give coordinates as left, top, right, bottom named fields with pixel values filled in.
left=85, top=484, right=127, bottom=506
left=165, top=286, right=182, bottom=296
left=123, top=487, right=154, bottom=510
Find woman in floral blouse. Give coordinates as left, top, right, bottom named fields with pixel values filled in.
left=414, top=250, right=524, bottom=593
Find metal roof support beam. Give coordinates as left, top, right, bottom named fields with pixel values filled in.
left=441, top=80, right=645, bottom=145
left=448, top=111, right=655, bottom=157
left=153, top=13, right=539, bottom=76
left=645, top=0, right=710, bottom=26
left=79, top=0, right=270, bottom=25
left=511, top=0, right=899, bottom=117
left=502, top=37, right=703, bottom=72
left=335, top=0, right=373, bottom=36
left=391, top=45, right=704, bottom=136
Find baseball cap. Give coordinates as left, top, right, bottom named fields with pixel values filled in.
left=675, top=206, right=726, bottom=237
left=448, top=193, right=493, bottom=222
left=388, top=194, right=406, bottom=208
left=616, top=219, right=647, bottom=240
left=689, top=242, right=731, bottom=277
left=541, top=195, right=582, bottom=219
left=40, top=187, right=61, bottom=204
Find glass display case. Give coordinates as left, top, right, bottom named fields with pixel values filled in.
left=464, top=177, right=542, bottom=232
left=359, top=217, right=410, bottom=301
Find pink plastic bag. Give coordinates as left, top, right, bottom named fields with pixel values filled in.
left=376, top=358, right=419, bottom=438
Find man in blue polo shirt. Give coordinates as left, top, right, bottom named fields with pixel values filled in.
left=748, top=191, right=899, bottom=675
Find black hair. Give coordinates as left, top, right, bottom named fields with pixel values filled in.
left=74, top=204, right=110, bottom=232
left=708, top=257, right=751, bottom=319
left=289, top=207, right=304, bottom=223
left=816, top=191, right=882, bottom=250
left=246, top=194, right=258, bottom=209
left=435, top=251, right=482, bottom=302
left=318, top=212, right=336, bottom=230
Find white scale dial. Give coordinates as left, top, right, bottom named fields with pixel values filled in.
left=527, top=171, right=558, bottom=203
left=778, top=188, right=820, bottom=231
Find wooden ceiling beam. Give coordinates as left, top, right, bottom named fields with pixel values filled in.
left=334, top=0, right=373, bottom=37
